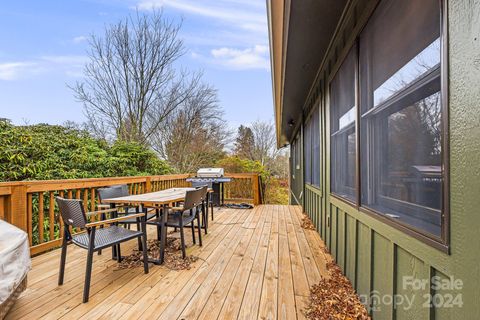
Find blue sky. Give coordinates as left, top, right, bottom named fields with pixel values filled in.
left=0, top=0, right=273, bottom=130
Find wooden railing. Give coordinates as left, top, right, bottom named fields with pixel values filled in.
left=0, top=173, right=261, bottom=256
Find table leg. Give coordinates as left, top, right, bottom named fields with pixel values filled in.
left=159, top=206, right=167, bottom=264
left=110, top=203, right=117, bottom=259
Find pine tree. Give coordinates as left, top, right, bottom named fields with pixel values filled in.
left=234, top=125, right=255, bottom=159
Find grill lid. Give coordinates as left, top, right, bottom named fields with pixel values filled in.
left=197, top=168, right=224, bottom=178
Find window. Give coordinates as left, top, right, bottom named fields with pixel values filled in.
left=330, top=45, right=357, bottom=201
left=304, top=106, right=321, bottom=187
left=359, top=0, right=444, bottom=239
left=291, top=134, right=301, bottom=181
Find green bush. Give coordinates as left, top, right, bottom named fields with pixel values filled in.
left=0, top=120, right=171, bottom=181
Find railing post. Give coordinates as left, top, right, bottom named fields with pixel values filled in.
left=145, top=177, right=152, bottom=193
left=252, top=174, right=260, bottom=206
left=9, top=184, right=28, bottom=232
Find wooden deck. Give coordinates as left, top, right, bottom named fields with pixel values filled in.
left=7, top=205, right=331, bottom=320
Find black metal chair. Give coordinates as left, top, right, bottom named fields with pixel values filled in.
left=56, top=197, right=149, bottom=303
left=190, top=181, right=214, bottom=222
left=97, top=184, right=156, bottom=250
left=197, top=186, right=210, bottom=234
left=148, top=188, right=204, bottom=259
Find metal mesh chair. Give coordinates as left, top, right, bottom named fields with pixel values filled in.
left=56, top=197, right=149, bottom=303
left=97, top=185, right=156, bottom=251
left=196, top=186, right=210, bottom=234
left=148, top=188, right=204, bottom=259
left=190, top=181, right=214, bottom=222
left=97, top=185, right=157, bottom=222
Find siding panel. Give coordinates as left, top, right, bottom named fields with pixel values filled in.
left=331, top=205, right=338, bottom=260
left=345, top=214, right=356, bottom=286
left=372, top=232, right=393, bottom=319
left=355, top=222, right=371, bottom=308
left=337, top=209, right=346, bottom=272
left=394, top=247, right=429, bottom=320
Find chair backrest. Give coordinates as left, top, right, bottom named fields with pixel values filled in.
left=56, top=197, right=87, bottom=228
left=97, top=184, right=130, bottom=203
left=197, top=185, right=209, bottom=201
left=183, top=188, right=204, bottom=210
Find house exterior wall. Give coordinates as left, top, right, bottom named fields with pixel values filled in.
left=290, top=0, right=480, bottom=318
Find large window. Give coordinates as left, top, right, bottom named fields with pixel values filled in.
left=330, top=45, right=357, bottom=201
left=304, top=106, right=320, bottom=187
left=359, top=0, right=444, bottom=239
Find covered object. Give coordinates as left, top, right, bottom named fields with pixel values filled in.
left=0, top=220, right=31, bottom=319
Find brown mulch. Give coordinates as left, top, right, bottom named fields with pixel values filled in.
left=115, top=238, right=199, bottom=271
left=301, top=214, right=316, bottom=230
left=304, top=262, right=370, bottom=320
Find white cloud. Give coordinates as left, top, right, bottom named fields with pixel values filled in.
left=0, top=55, right=88, bottom=81
left=73, top=35, right=88, bottom=44
left=41, top=55, right=88, bottom=65
left=0, top=62, right=41, bottom=80
left=136, top=0, right=266, bottom=35
left=210, top=45, right=269, bottom=70
left=135, top=0, right=271, bottom=71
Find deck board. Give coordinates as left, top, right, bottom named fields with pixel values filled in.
left=6, top=205, right=330, bottom=320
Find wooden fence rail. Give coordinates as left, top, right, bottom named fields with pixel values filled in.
left=0, top=173, right=261, bottom=256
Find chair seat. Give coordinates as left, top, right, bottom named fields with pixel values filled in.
left=72, top=226, right=142, bottom=250
left=166, top=212, right=196, bottom=227
left=117, top=212, right=157, bottom=224
left=147, top=211, right=196, bottom=227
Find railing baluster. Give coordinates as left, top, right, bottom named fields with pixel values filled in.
left=38, top=192, right=44, bottom=243
left=27, top=193, right=33, bottom=246
left=0, top=196, right=4, bottom=220
left=90, top=188, right=96, bottom=211
left=49, top=191, right=55, bottom=241
left=59, top=191, right=64, bottom=232
left=83, top=189, right=88, bottom=211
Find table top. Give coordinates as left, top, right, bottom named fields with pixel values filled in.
left=102, top=187, right=198, bottom=206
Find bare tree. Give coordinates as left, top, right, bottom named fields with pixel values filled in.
left=150, top=81, right=230, bottom=172
left=71, top=11, right=196, bottom=144
left=251, top=120, right=279, bottom=167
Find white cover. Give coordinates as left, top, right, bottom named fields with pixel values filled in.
left=0, top=220, right=31, bottom=304
left=197, top=168, right=224, bottom=178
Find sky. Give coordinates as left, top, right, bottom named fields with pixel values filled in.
left=0, top=0, right=273, bottom=130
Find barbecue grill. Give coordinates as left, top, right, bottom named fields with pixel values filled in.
left=186, top=168, right=231, bottom=206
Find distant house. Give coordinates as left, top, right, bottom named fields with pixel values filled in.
left=267, top=0, right=479, bottom=318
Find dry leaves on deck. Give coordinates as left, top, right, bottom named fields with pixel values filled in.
left=305, top=262, right=370, bottom=320
left=301, top=214, right=316, bottom=230
left=115, top=238, right=198, bottom=271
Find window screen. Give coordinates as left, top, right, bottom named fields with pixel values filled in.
left=304, top=117, right=312, bottom=185
left=359, top=0, right=443, bottom=238
left=330, top=45, right=357, bottom=201
left=304, top=106, right=320, bottom=187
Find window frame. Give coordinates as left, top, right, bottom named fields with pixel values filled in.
left=329, top=43, right=359, bottom=205
left=327, top=0, right=449, bottom=251
left=362, top=66, right=443, bottom=228
left=304, top=104, right=321, bottom=189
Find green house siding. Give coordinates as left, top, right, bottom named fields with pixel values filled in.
left=294, top=0, right=480, bottom=318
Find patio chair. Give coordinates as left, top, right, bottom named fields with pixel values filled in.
left=191, top=181, right=214, bottom=222
left=56, top=197, right=149, bottom=303
left=97, top=184, right=156, bottom=251
left=197, top=186, right=210, bottom=234
left=148, top=188, right=204, bottom=259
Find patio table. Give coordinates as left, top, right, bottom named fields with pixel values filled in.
left=102, top=187, right=211, bottom=264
